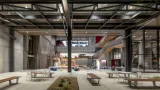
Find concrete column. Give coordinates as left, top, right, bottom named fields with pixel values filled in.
left=9, top=28, right=14, bottom=72
left=121, top=47, right=125, bottom=66
left=138, top=41, right=144, bottom=66
left=23, top=35, right=28, bottom=70
left=96, top=60, right=100, bottom=70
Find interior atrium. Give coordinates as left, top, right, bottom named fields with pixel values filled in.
left=0, top=0, right=160, bottom=90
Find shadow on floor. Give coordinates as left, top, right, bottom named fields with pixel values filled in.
left=126, top=86, right=160, bottom=89
left=0, top=83, right=20, bottom=90
left=29, top=79, right=49, bottom=82
left=87, top=78, right=101, bottom=86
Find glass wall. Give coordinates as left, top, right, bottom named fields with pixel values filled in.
left=132, top=30, right=160, bottom=72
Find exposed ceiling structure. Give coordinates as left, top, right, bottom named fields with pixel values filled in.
left=0, top=0, right=159, bottom=36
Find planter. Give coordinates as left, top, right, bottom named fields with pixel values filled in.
left=47, top=77, right=79, bottom=90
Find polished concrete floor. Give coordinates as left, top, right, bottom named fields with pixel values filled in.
left=0, top=69, right=160, bottom=90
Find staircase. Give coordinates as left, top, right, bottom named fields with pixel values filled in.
left=94, top=36, right=124, bottom=59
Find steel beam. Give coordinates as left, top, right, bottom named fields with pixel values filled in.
left=125, top=29, right=132, bottom=72
left=34, top=4, right=54, bottom=29
left=99, top=5, right=124, bottom=29
left=0, top=0, right=157, bottom=4
left=62, top=0, right=71, bottom=27
left=36, top=4, right=57, bottom=10
left=130, top=4, right=157, bottom=10
left=73, top=9, right=160, bottom=12
left=5, top=4, right=39, bottom=29
left=73, top=4, right=95, bottom=10
left=3, top=15, right=152, bottom=19
left=62, top=0, right=72, bottom=73
left=0, top=14, right=25, bottom=29
left=98, top=4, right=122, bottom=10
left=57, top=4, right=67, bottom=36
left=85, top=5, right=96, bottom=29
left=125, top=12, right=160, bottom=30
left=112, top=4, right=154, bottom=30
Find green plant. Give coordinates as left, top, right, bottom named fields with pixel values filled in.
left=61, top=79, right=65, bottom=83
left=55, top=87, right=61, bottom=90
left=63, top=85, right=69, bottom=90
left=58, top=83, right=63, bottom=87
left=68, top=81, right=71, bottom=84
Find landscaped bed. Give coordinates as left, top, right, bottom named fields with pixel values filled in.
left=47, top=77, right=79, bottom=90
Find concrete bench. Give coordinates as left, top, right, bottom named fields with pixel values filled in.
left=125, top=78, right=160, bottom=87
left=87, top=73, right=101, bottom=84
left=0, top=76, right=21, bottom=85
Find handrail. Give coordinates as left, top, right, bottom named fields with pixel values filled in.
left=94, top=37, right=123, bottom=57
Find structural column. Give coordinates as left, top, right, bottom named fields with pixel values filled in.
left=125, top=29, right=132, bottom=72
left=23, top=35, right=29, bottom=70
left=9, top=28, right=14, bottom=72
left=157, top=30, right=159, bottom=72
left=68, top=27, right=72, bottom=72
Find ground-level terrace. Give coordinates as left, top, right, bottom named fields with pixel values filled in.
left=0, top=69, right=160, bottom=90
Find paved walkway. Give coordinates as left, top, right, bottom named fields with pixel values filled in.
left=0, top=69, right=160, bottom=90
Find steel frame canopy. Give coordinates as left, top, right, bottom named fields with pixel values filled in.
left=0, top=0, right=158, bottom=30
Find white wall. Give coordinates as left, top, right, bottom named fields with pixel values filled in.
left=0, top=25, right=24, bottom=73
left=37, top=36, right=55, bottom=69
left=14, top=32, right=24, bottom=71
left=0, top=26, right=9, bottom=73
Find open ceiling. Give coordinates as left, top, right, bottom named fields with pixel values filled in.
left=0, top=0, right=159, bottom=36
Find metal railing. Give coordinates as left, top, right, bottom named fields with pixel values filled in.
left=94, top=37, right=123, bottom=57
left=57, top=46, right=95, bottom=53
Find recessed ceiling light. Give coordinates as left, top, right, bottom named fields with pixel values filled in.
left=46, top=32, right=48, bottom=33
left=25, top=6, right=28, bottom=8
left=129, top=6, right=133, bottom=9
left=86, top=32, right=87, bottom=33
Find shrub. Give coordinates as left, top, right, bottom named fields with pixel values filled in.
left=61, top=79, right=65, bottom=83
left=55, top=87, right=61, bottom=90
left=68, top=81, right=71, bottom=84
left=58, top=83, right=63, bottom=87
left=63, top=85, right=69, bottom=90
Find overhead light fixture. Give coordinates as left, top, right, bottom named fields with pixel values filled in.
left=59, top=4, right=63, bottom=13
left=46, top=32, right=48, bottom=33
left=129, top=6, right=133, bottom=9
left=86, top=32, right=87, bottom=33
left=91, top=15, right=99, bottom=19
left=105, top=32, right=107, bottom=33
left=25, top=6, right=28, bottom=8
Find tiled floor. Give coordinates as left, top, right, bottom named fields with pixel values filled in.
left=0, top=69, right=160, bottom=90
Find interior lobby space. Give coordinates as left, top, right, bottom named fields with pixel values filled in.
left=0, top=0, right=160, bottom=90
